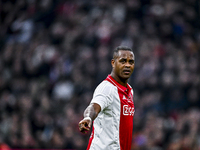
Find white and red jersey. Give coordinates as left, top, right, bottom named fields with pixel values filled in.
left=87, top=75, right=135, bottom=150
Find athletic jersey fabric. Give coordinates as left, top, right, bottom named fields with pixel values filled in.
left=87, top=75, right=135, bottom=150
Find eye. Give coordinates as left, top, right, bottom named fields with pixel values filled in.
left=129, top=60, right=134, bottom=64
left=120, top=59, right=126, bottom=63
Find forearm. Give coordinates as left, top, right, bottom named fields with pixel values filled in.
left=83, top=103, right=101, bottom=121
left=79, top=103, right=101, bottom=133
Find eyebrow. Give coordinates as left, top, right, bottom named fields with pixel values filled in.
left=119, top=58, right=135, bottom=62
left=119, top=57, right=134, bottom=60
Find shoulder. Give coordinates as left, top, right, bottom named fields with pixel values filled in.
left=94, top=80, right=117, bottom=95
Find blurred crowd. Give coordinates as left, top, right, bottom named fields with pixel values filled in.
left=0, top=0, right=200, bottom=150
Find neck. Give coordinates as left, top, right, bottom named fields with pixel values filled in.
left=110, top=72, right=128, bottom=87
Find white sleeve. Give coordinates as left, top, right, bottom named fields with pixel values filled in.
left=90, top=82, right=113, bottom=111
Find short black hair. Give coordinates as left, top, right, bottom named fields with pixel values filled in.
left=113, top=46, right=133, bottom=59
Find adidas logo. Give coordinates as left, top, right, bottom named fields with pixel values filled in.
left=123, top=95, right=126, bottom=100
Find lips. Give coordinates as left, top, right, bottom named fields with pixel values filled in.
left=123, top=69, right=131, bottom=74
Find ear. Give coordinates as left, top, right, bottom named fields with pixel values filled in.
left=111, top=59, right=115, bottom=68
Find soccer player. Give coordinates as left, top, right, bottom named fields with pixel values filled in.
left=79, top=46, right=135, bottom=150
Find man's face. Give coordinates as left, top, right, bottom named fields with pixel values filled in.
left=112, top=50, right=135, bottom=80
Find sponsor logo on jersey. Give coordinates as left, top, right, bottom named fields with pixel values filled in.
left=123, top=105, right=134, bottom=116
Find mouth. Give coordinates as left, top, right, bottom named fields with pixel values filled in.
left=123, top=70, right=131, bottom=74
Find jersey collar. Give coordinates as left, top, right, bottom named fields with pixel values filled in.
left=105, top=75, right=131, bottom=94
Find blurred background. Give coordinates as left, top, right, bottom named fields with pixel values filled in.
left=0, top=0, right=200, bottom=150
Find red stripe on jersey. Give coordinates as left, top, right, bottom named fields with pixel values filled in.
left=118, top=90, right=134, bottom=150
left=87, top=126, right=94, bottom=150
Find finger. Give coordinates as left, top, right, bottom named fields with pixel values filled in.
left=80, top=128, right=89, bottom=134
left=81, top=125, right=90, bottom=131
left=79, top=123, right=90, bottom=132
left=88, top=122, right=91, bottom=128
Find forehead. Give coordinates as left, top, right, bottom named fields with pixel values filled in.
left=118, top=50, right=134, bottom=59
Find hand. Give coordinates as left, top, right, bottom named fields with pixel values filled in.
left=78, top=117, right=92, bottom=134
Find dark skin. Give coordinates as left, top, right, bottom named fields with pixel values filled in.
left=79, top=50, right=135, bottom=133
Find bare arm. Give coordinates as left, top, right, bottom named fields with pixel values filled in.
left=78, top=103, right=101, bottom=133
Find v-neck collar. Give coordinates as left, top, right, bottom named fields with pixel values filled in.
left=105, top=75, right=131, bottom=94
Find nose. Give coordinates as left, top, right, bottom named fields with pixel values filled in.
left=125, top=62, right=131, bottom=68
